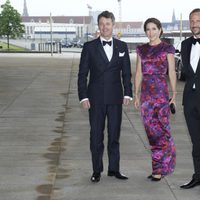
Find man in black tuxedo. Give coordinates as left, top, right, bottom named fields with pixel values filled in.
left=78, top=11, right=132, bottom=182
left=180, top=8, right=200, bottom=189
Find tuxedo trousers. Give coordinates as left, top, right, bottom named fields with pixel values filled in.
left=184, top=90, right=200, bottom=179
left=89, top=104, right=122, bottom=173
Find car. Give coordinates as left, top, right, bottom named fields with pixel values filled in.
left=174, top=49, right=185, bottom=81
left=61, top=41, right=73, bottom=48
left=71, top=39, right=84, bottom=48
left=76, top=40, right=84, bottom=48
left=174, top=42, right=185, bottom=81
left=45, top=40, right=56, bottom=44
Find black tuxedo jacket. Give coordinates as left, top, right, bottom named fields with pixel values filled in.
left=78, top=37, right=132, bottom=105
left=181, top=36, right=200, bottom=105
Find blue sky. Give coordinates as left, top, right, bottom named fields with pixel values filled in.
left=3, top=0, right=200, bottom=22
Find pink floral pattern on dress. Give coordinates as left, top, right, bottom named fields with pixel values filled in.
left=136, top=42, right=176, bottom=176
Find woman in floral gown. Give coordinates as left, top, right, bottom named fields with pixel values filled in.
left=134, top=18, right=177, bottom=181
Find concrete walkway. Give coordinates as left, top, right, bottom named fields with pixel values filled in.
left=0, top=53, right=199, bottom=200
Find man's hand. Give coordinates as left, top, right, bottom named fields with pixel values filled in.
left=81, top=99, right=91, bottom=109
left=123, top=98, right=131, bottom=106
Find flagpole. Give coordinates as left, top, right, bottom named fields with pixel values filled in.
left=50, top=12, right=53, bottom=56
left=180, top=13, right=182, bottom=41
left=86, top=4, right=92, bottom=42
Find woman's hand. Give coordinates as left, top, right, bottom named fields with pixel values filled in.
left=169, top=91, right=177, bottom=106
left=134, top=95, right=140, bottom=110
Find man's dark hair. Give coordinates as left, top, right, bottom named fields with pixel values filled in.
left=97, top=11, right=115, bottom=25
left=189, top=8, right=200, bottom=18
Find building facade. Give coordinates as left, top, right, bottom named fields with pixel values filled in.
left=21, top=16, right=94, bottom=42
left=20, top=6, right=191, bottom=43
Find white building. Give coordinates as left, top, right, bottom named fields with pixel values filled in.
left=21, top=16, right=94, bottom=42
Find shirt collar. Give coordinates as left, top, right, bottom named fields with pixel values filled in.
left=100, top=36, right=113, bottom=43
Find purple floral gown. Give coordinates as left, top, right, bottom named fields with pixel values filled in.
left=136, top=42, right=176, bottom=176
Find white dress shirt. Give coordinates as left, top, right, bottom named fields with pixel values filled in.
left=100, top=37, right=113, bottom=61
left=190, top=40, right=200, bottom=73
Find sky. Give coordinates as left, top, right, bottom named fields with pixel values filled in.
left=1, top=0, right=200, bottom=22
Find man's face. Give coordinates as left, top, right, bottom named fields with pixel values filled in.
left=98, top=17, right=114, bottom=39
left=190, top=11, right=200, bottom=37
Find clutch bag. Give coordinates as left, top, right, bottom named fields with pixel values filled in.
left=169, top=98, right=176, bottom=114
left=170, top=102, right=176, bottom=114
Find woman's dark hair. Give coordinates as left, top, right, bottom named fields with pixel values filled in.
left=189, top=8, right=200, bottom=19
left=143, top=17, right=163, bottom=37
left=97, top=11, right=115, bottom=25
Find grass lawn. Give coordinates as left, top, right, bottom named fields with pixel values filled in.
left=0, top=41, right=26, bottom=51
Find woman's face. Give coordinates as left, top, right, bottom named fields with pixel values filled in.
left=145, top=22, right=161, bottom=42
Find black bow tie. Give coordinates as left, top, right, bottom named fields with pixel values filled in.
left=102, top=41, right=112, bottom=46
left=192, top=37, right=200, bottom=45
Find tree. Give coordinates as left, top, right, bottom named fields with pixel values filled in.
left=0, top=0, right=25, bottom=49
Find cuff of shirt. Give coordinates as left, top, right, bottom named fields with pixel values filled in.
left=124, top=96, right=133, bottom=101
left=80, top=98, right=89, bottom=103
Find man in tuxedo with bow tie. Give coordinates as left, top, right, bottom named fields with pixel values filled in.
left=180, top=8, right=200, bottom=189
left=78, top=11, right=132, bottom=182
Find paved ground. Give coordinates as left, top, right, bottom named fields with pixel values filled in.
left=0, top=53, right=199, bottom=200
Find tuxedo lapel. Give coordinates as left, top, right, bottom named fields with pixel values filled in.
left=195, top=57, right=200, bottom=74
left=185, top=38, right=194, bottom=73
left=109, top=38, right=118, bottom=64
left=187, top=37, right=200, bottom=74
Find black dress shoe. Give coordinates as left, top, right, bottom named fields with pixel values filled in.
left=180, top=178, right=200, bottom=189
left=108, top=171, right=128, bottom=180
left=91, top=172, right=101, bottom=183
left=147, top=175, right=152, bottom=179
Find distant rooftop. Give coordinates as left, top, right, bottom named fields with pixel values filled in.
left=21, top=16, right=93, bottom=24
